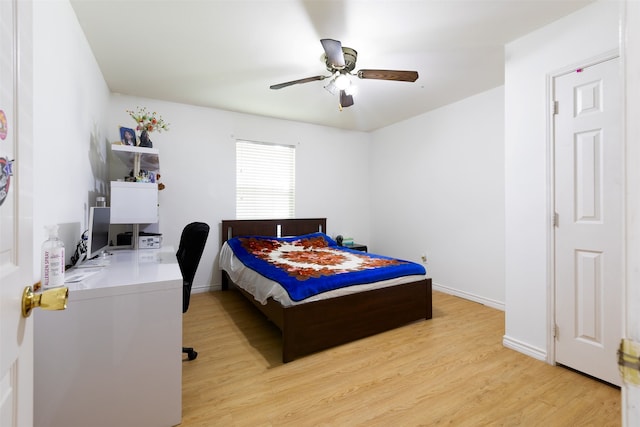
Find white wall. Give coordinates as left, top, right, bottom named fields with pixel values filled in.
left=504, top=1, right=620, bottom=359
left=107, top=94, right=372, bottom=291
left=31, top=0, right=372, bottom=291
left=370, top=86, right=505, bottom=308
left=29, top=0, right=507, bottom=309
left=37, top=2, right=621, bottom=337
left=33, top=0, right=111, bottom=273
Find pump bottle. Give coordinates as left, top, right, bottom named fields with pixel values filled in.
left=41, top=224, right=65, bottom=289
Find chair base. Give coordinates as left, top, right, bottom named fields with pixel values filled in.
left=183, top=346, right=197, bottom=361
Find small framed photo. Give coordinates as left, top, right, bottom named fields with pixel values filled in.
left=119, top=126, right=137, bottom=146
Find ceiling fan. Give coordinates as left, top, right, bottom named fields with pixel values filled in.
left=269, top=39, right=419, bottom=109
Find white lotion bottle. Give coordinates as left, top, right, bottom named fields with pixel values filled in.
left=41, top=224, right=65, bottom=289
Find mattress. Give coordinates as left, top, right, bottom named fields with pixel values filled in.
left=219, top=241, right=427, bottom=307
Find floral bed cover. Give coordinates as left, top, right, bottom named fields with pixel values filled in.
left=226, top=232, right=426, bottom=302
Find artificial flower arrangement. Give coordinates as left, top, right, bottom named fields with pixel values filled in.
left=126, top=106, right=170, bottom=133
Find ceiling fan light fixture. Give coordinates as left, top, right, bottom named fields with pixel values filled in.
left=324, top=80, right=339, bottom=95
left=334, top=73, right=351, bottom=90
left=344, top=84, right=357, bottom=96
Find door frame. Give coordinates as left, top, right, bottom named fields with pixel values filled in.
left=545, top=49, right=623, bottom=367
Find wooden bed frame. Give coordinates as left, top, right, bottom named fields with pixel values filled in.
left=221, top=218, right=432, bottom=363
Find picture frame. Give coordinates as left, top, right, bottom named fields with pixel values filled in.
left=119, top=126, right=137, bottom=146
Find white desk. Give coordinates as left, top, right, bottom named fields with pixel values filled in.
left=34, top=248, right=183, bottom=427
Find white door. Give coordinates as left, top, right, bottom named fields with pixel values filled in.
left=0, top=0, right=35, bottom=424
left=554, top=57, right=623, bottom=386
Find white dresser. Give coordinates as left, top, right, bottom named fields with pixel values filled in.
left=34, top=248, right=183, bottom=427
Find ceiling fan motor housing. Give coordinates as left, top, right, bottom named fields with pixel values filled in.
left=326, top=47, right=357, bottom=73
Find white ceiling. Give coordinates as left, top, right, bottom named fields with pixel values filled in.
left=70, top=0, right=593, bottom=132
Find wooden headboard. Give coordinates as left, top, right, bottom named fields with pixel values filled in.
left=221, top=218, right=327, bottom=246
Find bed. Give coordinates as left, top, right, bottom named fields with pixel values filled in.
left=220, top=218, right=432, bottom=363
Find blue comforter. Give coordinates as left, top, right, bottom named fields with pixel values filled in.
left=226, top=232, right=426, bottom=301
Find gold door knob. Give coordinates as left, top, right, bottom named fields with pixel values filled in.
left=22, top=283, right=69, bottom=318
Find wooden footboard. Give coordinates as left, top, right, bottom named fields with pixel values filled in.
left=224, top=271, right=432, bottom=363
left=281, top=278, right=432, bottom=362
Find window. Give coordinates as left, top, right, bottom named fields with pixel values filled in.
left=236, top=140, right=295, bottom=219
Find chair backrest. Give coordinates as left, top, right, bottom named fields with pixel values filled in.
left=176, top=222, right=210, bottom=312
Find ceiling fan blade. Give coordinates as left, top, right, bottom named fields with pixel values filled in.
left=339, top=90, right=354, bottom=108
left=357, top=69, right=419, bottom=82
left=320, top=39, right=345, bottom=69
left=269, top=75, right=327, bottom=90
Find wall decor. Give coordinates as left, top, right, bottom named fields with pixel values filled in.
left=0, top=157, right=12, bottom=206
left=119, top=126, right=136, bottom=146
left=0, top=110, right=7, bottom=140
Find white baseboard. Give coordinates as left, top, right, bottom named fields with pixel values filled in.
left=191, top=283, right=220, bottom=294
left=502, top=335, right=547, bottom=361
left=433, top=282, right=548, bottom=363
left=432, top=282, right=505, bottom=311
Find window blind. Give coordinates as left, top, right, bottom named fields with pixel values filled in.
left=236, top=140, right=295, bottom=219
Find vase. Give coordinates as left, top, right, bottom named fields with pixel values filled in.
left=138, top=130, right=153, bottom=148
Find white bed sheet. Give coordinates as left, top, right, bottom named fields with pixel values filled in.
left=219, top=242, right=427, bottom=307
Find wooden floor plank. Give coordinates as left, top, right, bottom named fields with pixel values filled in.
left=180, top=290, right=620, bottom=426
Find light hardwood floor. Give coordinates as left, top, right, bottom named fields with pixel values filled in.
left=181, top=290, right=620, bottom=426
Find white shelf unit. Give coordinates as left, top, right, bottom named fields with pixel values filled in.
left=111, top=144, right=159, bottom=173
left=110, top=144, right=160, bottom=227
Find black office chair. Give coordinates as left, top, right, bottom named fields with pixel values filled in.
left=176, top=222, right=210, bottom=361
